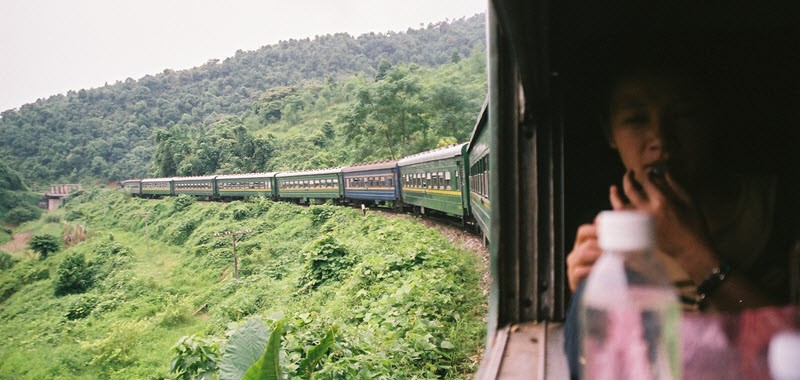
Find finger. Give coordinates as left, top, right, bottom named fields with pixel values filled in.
left=639, top=173, right=667, bottom=206
left=663, top=172, right=691, bottom=204
left=569, top=240, right=602, bottom=267
left=569, top=266, right=593, bottom=291
left=609, top=185, right=626, bottom=210
left=622, top=171, right=648, bottom=208
left=574, top=224, right=597, bottom=248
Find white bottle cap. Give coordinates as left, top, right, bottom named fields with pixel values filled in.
left=769, top=331, right=800, bottom=380
left=597, top=211, right=654, bottom=251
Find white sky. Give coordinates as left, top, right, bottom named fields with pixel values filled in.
left=0, top=0, right=487, bottom=113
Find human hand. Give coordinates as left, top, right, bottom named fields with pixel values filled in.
left=612, top=170, right=713, bottom=260
left=566, top=223, right=602, bottom=291
left=567, top=185, right=637, bottom=291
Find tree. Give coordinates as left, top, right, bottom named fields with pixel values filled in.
left=29, top=234, right=60, bottom=260
left=54, top=252, right=94, bottom=296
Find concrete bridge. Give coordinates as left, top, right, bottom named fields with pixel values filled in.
left=44, top=184, right=81, bottom=211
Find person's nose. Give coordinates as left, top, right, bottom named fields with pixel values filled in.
left=645, top=112, right=667, bottom=153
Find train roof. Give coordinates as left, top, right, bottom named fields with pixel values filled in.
left=275, top=167, right=343, bottom=178
left=341, top=160, right=398, bottom=173
left=172, top=175, right=217, bottom=181
left=467, top=100, right=489, bottom=152
left=141, top=177, right=174, bottom=183
left=121, top=179, right=141, bottom=184
left=215, top=172, right=278, bottom=180
left=397, top=143, right=468, bottom=167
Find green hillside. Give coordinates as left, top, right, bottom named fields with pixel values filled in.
left=151, top=55, right=486, bottom=176
left=0, top=15, right=486, bottom=184
left=0, top=161, right=42, bottom=233
left=0, top=190, right=486, bottom=378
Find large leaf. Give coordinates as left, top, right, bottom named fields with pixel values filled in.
left=243, top=321, right=284, bottom=380
left=219, top=318, right=270, bottom=380
left=297, top=326, right=338, bottom=379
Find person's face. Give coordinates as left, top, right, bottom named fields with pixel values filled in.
left=608, top=72, right=714, bottom=188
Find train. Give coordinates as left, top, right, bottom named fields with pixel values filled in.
left=121, top=106, right=491, bottom=240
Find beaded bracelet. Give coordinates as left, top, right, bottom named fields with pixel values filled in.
left=696, top=263, right=733, bottom=310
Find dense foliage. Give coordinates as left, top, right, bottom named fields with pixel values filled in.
left=0, top=190, right=486, bottom=378
left=0, top=161, right=42, bottom=226
left=151, top=55, right=486, bottom=176
left=28, top=234, right=61, bottom=260
left=54, top=252, right=94, bottom=296
left=0, top=15, right=486, bottom=185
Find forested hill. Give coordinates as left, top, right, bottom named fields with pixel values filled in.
left=0, top=161, right=42, bottom=227
left=0, top=15, right=486, bottom=187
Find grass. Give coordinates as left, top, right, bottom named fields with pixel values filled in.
left=0, top=190, right=487, bottom=379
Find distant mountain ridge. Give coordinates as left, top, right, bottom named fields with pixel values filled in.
left=0, top=14, right=485, bottom=185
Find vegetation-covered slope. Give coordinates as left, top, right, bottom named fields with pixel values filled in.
left=151, top=55, right=486, bottom=176
left=0, top=15, right=486, bottom=185
left=0, top=191, right=486, bottom=378
left=0, top=161, right=42, bottom=232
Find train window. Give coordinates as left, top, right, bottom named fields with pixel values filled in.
left=445, top=171, right=452, bottom=190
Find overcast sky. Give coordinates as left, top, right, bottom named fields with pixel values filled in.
left=0, top=0, right=486, bottom=113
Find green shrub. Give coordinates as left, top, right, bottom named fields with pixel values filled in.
left=169, top=335, right=220, bottom=380
left=0, top=258, right=49, bottom=302
left=0, top=250, right=15, bottom=270
left=7, top=206, right=40, bottom=225
left=308, top=204, right=337, bottom=226
left=45, top=214, right=61, bottom=223
left=170, top=195, right=195, bottom=214
left=29, top=234, right=61, bottom=260
left=18, top=259, right=50, bottom=283
left=54, top=252, right=94, bottom=296
left=298, top=235, right=355, bottom=291
left=168, top=219, right=199, bottom=244
left=95, top=240, right=131, bottom=257
left=81, top=320, right=148, bottom=369
left=64, top=208, right=84, bottom=221
left=65, top=294, right=98, bottom=320
left=232, top=207, right=250, bottom=221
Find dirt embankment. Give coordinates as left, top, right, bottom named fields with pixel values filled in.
left=0, top=232, right=31, bottom=254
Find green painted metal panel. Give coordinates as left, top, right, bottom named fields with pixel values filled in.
left=275, top=172, right=342, bottom=199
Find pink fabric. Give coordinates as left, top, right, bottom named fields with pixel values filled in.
left=681, top=306, right=800, bottom=380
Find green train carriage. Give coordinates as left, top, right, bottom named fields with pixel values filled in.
left=397, top=143, right=470, bottom=219
left=140, top=177, right=173, bottom=197
left=215, top=172, right=277, bottom=199
left=173, top=176, right=217, bottom=197
left=467, top=104, right=490, bottom=241
left=275, top=168, right=343, bottom=204
left=121, top=179, right=142, bottom=196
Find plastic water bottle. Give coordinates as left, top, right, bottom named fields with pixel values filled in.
left=769, top=331, right=800, bottom=380
left=579, top=211, right=681, bottom=380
